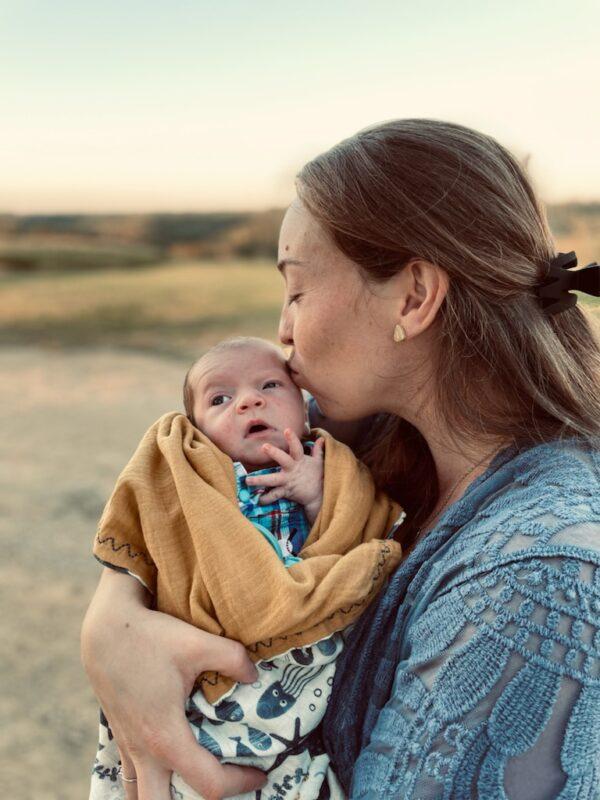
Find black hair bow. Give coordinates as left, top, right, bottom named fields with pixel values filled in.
left=538, top=251, right=600, bottom=316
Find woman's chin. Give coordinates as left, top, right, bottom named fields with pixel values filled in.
left=312, top=395, right=368, bottom=422
left=310, top=394, right=343, bottom=420
left=294, top=378, right=363, bottom=422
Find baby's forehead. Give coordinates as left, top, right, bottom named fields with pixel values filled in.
left=191, top=345, right=287, bottom=390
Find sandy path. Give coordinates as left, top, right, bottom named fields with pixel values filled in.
left=0, top=346, right=189, bottom=799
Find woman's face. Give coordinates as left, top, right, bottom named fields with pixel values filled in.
left=277, top=199, right=403, bottom=421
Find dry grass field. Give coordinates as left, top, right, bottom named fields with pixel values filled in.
left=0, top=259, right=284, bottom=358
left=1, top=254, right=599, bottom=799
left=1, top=259, right=286, bottom=799
left=1, top=347, right=192, bottom=799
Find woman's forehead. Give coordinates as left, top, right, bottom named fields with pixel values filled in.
left=278, top=200, right=333, bottom=263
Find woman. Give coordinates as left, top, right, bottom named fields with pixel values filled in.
left=81, top=119, right=600, bottom=799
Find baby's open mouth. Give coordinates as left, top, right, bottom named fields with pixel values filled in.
left=245, top=423, right=273, bottom=438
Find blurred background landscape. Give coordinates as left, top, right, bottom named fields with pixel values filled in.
left=1, top=0, right=599, bottom=797
left=0, top=214, right=292, bottom=799
left=1, top=203, right=600, bottom=357
left=0, top=210, right=285, bottom=358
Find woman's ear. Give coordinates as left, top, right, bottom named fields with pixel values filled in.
left=397, top=259, right=449, bottom=338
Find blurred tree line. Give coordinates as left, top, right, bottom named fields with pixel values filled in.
left=0, top=209, right=284, bottom=272
left=0, top=204, right=598, bottom=273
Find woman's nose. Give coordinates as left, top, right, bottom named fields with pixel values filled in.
left=278, top=305, right=293, bottom=346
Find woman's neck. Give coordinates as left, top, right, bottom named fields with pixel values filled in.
left=428, top=433, right=503, bottom=501
left=390, top=392, right=508, bottom=501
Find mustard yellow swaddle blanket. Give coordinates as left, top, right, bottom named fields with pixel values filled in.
left=94, top=412, right=404, bottom=702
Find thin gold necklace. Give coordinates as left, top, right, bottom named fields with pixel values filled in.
left=414, top=447, right=499, bottom=542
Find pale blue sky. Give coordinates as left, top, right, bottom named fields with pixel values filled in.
left=1, top=0, right=599, bottom=212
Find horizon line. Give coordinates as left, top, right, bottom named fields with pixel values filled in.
left=2, top=199, right=600, bottom=216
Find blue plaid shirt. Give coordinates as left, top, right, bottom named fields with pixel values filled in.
left=233, top=441, right=314, bottom=566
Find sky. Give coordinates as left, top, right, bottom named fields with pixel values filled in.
left=1, top=0, right=599, bottom=213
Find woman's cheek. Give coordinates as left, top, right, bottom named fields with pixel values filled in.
left=298, top=305, right=330, bottom=361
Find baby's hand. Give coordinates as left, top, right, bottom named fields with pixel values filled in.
left=244, top=429, right=324, bottom=524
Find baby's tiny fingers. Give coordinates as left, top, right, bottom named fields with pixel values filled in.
left=259, top=487, right=287, bottom=504
left=285, top=428, right=305, bottom=461
left=245, top=473, right=285, bottom=488
left=261, top=442, right=295, bottom=469
left=312, top=437, right=325, bottom=461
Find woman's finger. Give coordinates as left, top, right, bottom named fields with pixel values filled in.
left=118, top=746, right=139, bottom=800
left=181, top=629, right=258, bottom=685
left=130, top=709, right=266, bottom=800
left=134, top=758, right=173, bottom=800
left=166, top=717, right=266, bottom=800
left=261, top=442, right=295, bottom=470
left=219, top=764, right=268, bottom=799
left=285, top=428, right=305, bottom=460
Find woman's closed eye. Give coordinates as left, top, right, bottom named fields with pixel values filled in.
left=287, top=293, right=302, bottom=306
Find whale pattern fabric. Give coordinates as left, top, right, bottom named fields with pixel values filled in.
left=90, top=633, right=347, bottom=800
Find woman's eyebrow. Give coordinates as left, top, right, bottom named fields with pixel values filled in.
left=276, top=258, right=304, bottom=275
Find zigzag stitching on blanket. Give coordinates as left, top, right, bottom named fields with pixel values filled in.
left=198, top=542, right=394, bottom=689
left=95, top=532, right=155, bottom=567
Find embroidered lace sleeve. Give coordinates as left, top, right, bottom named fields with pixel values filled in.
left=350, top=546, right=600, bottom=799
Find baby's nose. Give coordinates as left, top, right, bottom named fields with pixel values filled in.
left=237, top=393, right=265, bottom=412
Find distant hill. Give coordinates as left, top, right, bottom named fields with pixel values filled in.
left=0, top=203, right=598, bottom=273
left=0, top=210, right=285, bottom=272
left=548, top=203, right=600, bottom=267
left=547, top=203, right=600, bottom=235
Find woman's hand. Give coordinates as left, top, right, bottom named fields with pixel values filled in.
left=81, top=568, right=267, bottom=800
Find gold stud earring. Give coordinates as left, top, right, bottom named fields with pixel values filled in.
left=393, top=323, right=406, bottom=343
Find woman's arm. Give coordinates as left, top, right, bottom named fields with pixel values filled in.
left=81, top=568, right=266, bottom=800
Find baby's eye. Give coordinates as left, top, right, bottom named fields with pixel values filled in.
left=263, top=380, right=281, bottom=389
left=210, top=394, right=231, bottom=406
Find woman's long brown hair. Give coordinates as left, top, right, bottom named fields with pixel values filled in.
left=297, top=119, right=600, bottom=547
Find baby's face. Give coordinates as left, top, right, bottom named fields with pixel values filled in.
left=190, top=345, right=308, bottom=471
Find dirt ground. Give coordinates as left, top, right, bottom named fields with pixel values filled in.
left=0, top=346, right=190, bottom=800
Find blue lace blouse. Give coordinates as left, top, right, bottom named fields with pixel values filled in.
left=322, top=437, right=600, bottom=798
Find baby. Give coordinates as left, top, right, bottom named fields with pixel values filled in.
left=182, top=337, right=326, bottom=566
left=90, top=336, right=405, bottom=800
